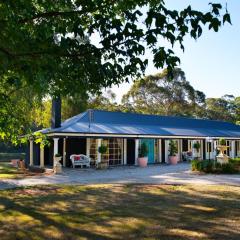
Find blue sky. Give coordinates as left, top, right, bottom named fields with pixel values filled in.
left=111, top=0, right=240, bottom=102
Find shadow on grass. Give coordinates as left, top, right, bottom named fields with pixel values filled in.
left=0, top=184, right=239, bottom=240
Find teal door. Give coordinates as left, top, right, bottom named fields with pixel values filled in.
left=140, top=139, right=155, bottom=164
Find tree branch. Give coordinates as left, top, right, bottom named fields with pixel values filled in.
left=0, top=47, right=13, bottom=57
left=0, top=46, right=101, bottom=60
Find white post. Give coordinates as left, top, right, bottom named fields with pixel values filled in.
left=86, top=138, right=90, bottom=158
left=123, top=139, right=127, bottom=165
left=135, top=139, right=139, bottom=165
left=237, top=140, right=240, bottom=157
left=200, top=140, right=204, bottom=159
left=231, top=141, right=235, bottom=158
left=188, top=140, right=191, bottom=152
left=29, top=139, right=33, bottom=166
left=53, top=138, right=59, bottom=166
left=40, top=146, right=44, bottom=168
left=63, top=138, right=66, bottom=167
left=158, top=139, right=162, bottom=163
left=178, top=139, right=182, bottom=161
left=213, top=140, right=217, bottom=159
left=53, top=138, right=59, bottom=156
left=165, top=140, right=169, bottom=163
left=97, top=139, right=102, bottom=163
left=205, top=139, right=208, bottom=159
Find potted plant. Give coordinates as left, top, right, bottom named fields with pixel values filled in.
left=193, top=142, right=201, bottom=159
left=138, top=142, right=148, bottom=167
left=97, top=144, right=108, bottom=169
left=168, top=140, right=178, bottom=164
left=219, top=138, right=226, bottom=146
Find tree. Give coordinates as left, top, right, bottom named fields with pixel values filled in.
left=0, top=1, right=232, bottom=141
left=0, top=1, right=231, bottom=95
left=234, top=97, right=240, bottom=125
left=122, top=68, right=206, bottom=116
left=204, top=95, right=239, bottom=123
left=0, top=73, right=43, bottom=142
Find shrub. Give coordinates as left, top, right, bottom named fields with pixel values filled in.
left=169, top=140, right=178, bottom=156
left=219, top=138, right=226, bottom=145
left=202, top=160, right=214, bottom=173
left=221, top=163, right=237, bottom=174
left=191, top=159, right=204, bottom=171
left=193, top=142, right=201, bottom=151
left=229, top=158, right=240, bottom=163
left=98, top=145, right=108, bottom=154
left=191, top=159, right=199, bottom=171
left=191, top=159, right=239, bottom=174
left=139, top=142, right=148, bottom=158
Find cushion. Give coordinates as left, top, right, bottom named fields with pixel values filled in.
left=74, top=156, right=80, bottom=161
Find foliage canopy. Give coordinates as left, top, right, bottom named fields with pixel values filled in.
left=0, top=1, right=231, bottom=96
left=0, top=1, right=232, bottom=142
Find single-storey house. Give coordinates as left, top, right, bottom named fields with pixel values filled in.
left=26, top=99, right=240, bottom=168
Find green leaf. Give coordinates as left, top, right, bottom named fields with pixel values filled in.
left=223, top=13, right=232, bottom=25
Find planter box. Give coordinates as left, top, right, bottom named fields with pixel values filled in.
left=97, top=161, right=108, bottom=169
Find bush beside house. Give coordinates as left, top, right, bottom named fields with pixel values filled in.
left=191, top=158, right=240, bottom=174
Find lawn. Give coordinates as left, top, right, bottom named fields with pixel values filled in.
left=0, top=184, right=239, bottom=240
left=0, top=162, right=24, bottom=179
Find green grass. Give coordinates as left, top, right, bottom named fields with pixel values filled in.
left=0, top=162, right=24, bottom=179
left=0, top=184, right=239, bottom=240
left=0, top=152, right=25, bottom=162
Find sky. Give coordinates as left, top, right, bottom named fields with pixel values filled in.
left=110, top=0, right=240, bottom=102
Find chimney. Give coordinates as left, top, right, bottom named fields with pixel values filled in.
left=51, top=96, right=61, bottom=129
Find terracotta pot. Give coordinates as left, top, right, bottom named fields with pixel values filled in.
left=138, top=157, right=148, bottom=167
left=168, top=155, right=178, bottom=165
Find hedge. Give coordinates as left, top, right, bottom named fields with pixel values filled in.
left=191, top=159, right=239, bottom=174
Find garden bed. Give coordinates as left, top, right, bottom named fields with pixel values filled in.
left=191, top=158, right=240, bottom=174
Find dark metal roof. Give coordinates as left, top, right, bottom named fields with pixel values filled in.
left=42, top=110, right=240, bottom=138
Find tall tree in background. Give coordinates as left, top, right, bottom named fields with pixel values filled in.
left=122, top=68, right=206, bottom=116
left=29, top=90, right=120, bottom=129
left=204, top=95, right=239, bottom=123
left=234, top=97, right=240, bottom=125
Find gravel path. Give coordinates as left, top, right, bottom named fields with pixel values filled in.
left=1, top=163, right=240, bottom=189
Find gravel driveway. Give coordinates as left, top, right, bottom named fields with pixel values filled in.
left=1, top=163, right=240, bottom=189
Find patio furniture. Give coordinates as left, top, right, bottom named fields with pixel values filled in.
left=182, top=151, right=193, bottom=161
left=70, top=154, right=91, bottom=168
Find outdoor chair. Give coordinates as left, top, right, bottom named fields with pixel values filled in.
left=182, top=151, right=193, bottom=161
left=70, top=154, right=91, bottom=168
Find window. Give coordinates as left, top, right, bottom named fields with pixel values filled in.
left=89, top=139, right=98, bottom=163
left=89, top=138, right=123, bottom=166
left=104, top=139, right=123, bottom=166
left=237, top=141, right=240, bottom=156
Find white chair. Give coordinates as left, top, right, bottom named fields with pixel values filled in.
left=70, top=154, right=91, bottom=168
